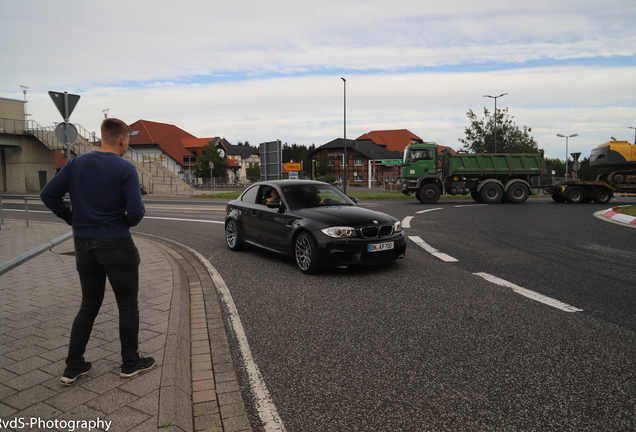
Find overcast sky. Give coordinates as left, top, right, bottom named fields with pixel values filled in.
left=2, top=0, right=635, bottom=160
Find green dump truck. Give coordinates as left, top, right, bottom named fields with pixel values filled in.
left=400, top=142, right=545, bottom=204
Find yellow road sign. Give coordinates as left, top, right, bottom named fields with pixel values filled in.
left=284, top=163, right=301, bottom=172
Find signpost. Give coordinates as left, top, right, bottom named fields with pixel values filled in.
left=209, top=161, right=215, bottom=195
left=49, top=91, right=81, bottom=160
left=571, top=152, right=581, bottom=180
left=283, top=163, right=301, bottom=172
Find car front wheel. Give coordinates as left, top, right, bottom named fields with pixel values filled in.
left=294, top=232, right=321, bottom=274
left=225, top=219, right=245, bottom=251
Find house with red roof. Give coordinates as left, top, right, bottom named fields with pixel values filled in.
left=128, top=120, right=258, bottom=184
left=128, top=120, right=197, bottom=179
left=357, top=129, right=456, bottom=154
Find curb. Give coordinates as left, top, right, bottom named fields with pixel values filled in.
left=600, top=206, right=636, bottom=227
left=138, top=234, right=253, bottom=432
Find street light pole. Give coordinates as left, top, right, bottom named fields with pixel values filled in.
left=20, top=85, right=29, bottom=130
left=483, top=93, right=507, bottom=153
left=341, top=77, right=347, bottom=193
left=556, top=133, right=578, bottom=181
left=628, top=127, right=636, bottom=145
left=103, top=108, right=109, bottom=119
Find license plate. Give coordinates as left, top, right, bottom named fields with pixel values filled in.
left=368, top=241, right=394, bottom=252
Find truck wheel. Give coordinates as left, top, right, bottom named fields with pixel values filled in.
left=593, top=188, right=612, bottom=204
left=551, top=193, right=566, bottom=203
left=470, top=190, right=484, bottom=203
left=418, top=184, right=441, bottom=204
left=566, top=187, right=585, bottom=204
left=480, top=183, right=503, bottom=204
left=506, top=183, right=530, bottom=204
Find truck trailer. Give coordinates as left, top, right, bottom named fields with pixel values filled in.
left=546, top=140, right=636, bottom=203
left=400, top=142, right=545, bottom=204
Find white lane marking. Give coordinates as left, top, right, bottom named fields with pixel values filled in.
left=408, top=236, right=458, bottom=262
left=416, top=208, right=443, bottom=214
left=144, top=216, right=224, bottom=224
left=454, top=204, right=487, bottom=208
left=474, top=272, right=583, bottom=313
left=2, top=211, right=225, bottom=225
left=2, top=209, right=50, bottom=214
left=402, top=216, right=413, bottom=228
left=144, top=205, right=227, bottom=211
left=144, top=235, right=286, bottom=432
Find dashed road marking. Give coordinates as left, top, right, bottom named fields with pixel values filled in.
left=402, top=216, right=413, bottom=228
left=416, top=208, right=443, bottom=214
left=474, top=272, right=583, bottom=313
left=408, top=235, right=458, bottom=262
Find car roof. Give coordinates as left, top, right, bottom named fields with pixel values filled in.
left=253, top=180, right=330, bottom=187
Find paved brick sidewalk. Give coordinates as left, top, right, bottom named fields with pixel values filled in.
left=0, top=220, right=251, bottom=432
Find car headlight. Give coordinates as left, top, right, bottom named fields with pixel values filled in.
left=393, top=221, right=403, bottom=233
left=321, top=226, right=356, bottom=238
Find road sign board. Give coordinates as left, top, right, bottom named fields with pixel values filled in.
left=55, top=122, right=78, bottom=144
left=48, top=91, right=81, bottom=120
left=209, top=161, right=214, bottom=169
left=571, top=152, right=581, bottom=161
left=283, top=163, right=301, bottom=172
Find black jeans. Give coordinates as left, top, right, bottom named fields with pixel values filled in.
left=67, top=237, right=141, bottom=369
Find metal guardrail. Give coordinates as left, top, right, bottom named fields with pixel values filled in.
left=0, top=231, right=73, bottom=277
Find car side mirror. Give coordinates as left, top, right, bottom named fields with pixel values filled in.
left=348, top=196, right=359, bottom=204
left=265, top=200, right=284, bottom=210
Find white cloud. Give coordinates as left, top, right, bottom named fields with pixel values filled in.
left=2, top=0, right=635, bottom=163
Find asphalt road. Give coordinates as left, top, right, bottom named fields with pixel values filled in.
left=5, top=195, right=636, bottom=431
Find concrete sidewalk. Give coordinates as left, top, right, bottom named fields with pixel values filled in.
left=0, top=219, right=251, bottom=432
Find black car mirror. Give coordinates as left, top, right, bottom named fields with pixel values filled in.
left=265, top=199, right=283, bottom=209
left=348, top=196, right=359, bottom=204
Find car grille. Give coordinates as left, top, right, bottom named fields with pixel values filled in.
left=359, top=225, right=393, bottom=238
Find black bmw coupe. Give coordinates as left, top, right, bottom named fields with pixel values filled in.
left=224, top=180, right=406, bottom=274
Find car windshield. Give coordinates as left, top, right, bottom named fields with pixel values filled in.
left=282, top=184, right=356, bottom=209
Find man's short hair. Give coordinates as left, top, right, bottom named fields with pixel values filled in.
left=101, top=118, right=130, bottom=144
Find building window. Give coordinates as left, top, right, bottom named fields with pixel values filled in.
left=328, top=159, right=334, bottom=166
left=354, top=158, right=363, bottom=166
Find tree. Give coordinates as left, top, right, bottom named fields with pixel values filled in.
left=283, top=143, right=312, bottom=175
left=458, top=108, right=540, bottom=154
left=246, top=164, right=260, bottom=182
left=318, top=152, right=332, bottom=176
left=193, top=142, right=229, bottom=178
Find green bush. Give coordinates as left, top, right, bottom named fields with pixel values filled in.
left=317, top=173, right=337, bottom=184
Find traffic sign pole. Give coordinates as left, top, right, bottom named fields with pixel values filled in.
left=209, top=161, right=215, bottom=196
left=48, top=91, right=81, bottom=161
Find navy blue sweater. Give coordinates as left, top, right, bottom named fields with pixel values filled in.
left=40, top=151, right=145, bottom=238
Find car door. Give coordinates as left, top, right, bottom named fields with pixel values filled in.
left=235, top=185, right=261, bottom=242
left=250, top=186, right=290, bottom=251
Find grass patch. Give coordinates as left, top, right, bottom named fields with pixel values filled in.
left=615, top=205, right=636, bottom=217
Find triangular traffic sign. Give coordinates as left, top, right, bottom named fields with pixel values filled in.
left=48, top=91, right=81, bottom=120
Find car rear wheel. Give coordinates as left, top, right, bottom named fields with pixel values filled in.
left=294, top=232, right=321, bottom=274
left=225, top=219, right=245, bottom=251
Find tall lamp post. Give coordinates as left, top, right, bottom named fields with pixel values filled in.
left=483, top=93, right=507, bottom=153
left=628, top=127, right=636, bottom=145
left=102, top=108, right=109, bottom=119
left=557, top=133, right=578, bottom=181
left=20, top=85, right=29, bottom=129
left=341, top=77, right=347, bottom=193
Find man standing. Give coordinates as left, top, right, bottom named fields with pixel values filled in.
left=41, top=118, right=154, bottom=385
